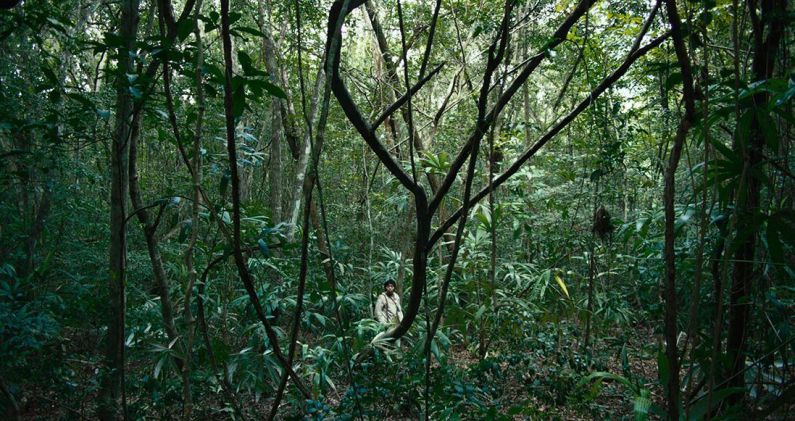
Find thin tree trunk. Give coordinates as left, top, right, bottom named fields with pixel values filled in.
left=724, top=0, right=786, bottom=403
left=254, top=0, right=288, bottom=234
left=181, top=1, right=205, bottom=416
left=128, top=112, right=181, bottom=356
left=287, top=71, right=326, bottom=238
left=584, top=243, right=595, bottom=355
left=364, top=0, right=440, bottom=194
left=99, top=1, right=140, bottom=418
left=269, top=3, right=334, bottom=414
left=662, top=0, right=696, bottom=418
left=220, top=0, right=310, bottom=398
left=683, top=22, right=711, bottom=415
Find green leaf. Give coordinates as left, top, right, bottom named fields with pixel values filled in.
left=238, top=50, right=256, bottom=76
left=430, top=339, right=442, bottom=362
left=578, top=371, right=636, bottom=392
left=129, top=86, right=143, bottom=99
left=258, top=238, right=270, bottom=258
left=773, top=83, right=795, bottom=108
left=232, top=83, right=246, bottom=117
left=103, top=31, right=125, bottom=48
left=664, top=72, right=683, bottom=91
left=710, top=139, right=739, bottom=163
left=475, top=210, right=491, bottom=229
left=756, top=109, right=778, bottom=151
left=474, top=304, right=487, bottom=320
left=633, top=389, right=651, bottom=421
left=735, top=109, right=753, bottom=148
left=42, top=66, right=58, bottom=84
left=554, top=274, right=570, bottom=298
left=657, top=351, right=669, bottom=388
left=687, top=387, right=744, bottom=420
left=176, top=18, right=193, bottom=42
left=154, top=354, right=167, bottom=379
left=247, top=78, right=287, bottom=99
left=235, top=26, right=265, bottom=38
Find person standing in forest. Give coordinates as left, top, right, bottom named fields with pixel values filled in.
left=375, top=279, right=403, bottom=325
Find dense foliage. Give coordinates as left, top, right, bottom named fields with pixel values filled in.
left=0, top=0, right=792, bottom=419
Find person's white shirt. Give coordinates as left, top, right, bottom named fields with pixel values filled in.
left=375, top=288, right=403, bottom=324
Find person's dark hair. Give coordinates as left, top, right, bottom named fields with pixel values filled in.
left=383, top=279, right=396, bottom=288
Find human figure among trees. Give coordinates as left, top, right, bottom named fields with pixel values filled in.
left=375, top=279, right=403, bottom=325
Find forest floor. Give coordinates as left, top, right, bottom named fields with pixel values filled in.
left=15, top=322, right=669, bottom=419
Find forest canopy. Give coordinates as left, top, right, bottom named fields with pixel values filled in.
left=0, top=0, right=793, bottom=419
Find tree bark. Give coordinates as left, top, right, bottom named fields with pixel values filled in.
left=99, top=0, right=140, bottom=418
left=128, top=112, right=181, bottom=357
left=181, top=1, right=205, bottom=416
left=661, top=0, right=696, bottom=418
left=724, top=0, right=786, bottom=403
left=286, top=71, right=326, bottom=238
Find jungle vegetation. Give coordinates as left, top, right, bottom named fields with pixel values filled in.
left=0, top=0, right=793, bottom=418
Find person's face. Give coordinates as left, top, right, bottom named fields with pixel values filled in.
left=385, top=283, right=395, bottom=295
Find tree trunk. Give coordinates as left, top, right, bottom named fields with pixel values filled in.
left=220, top=0, right=310, bottom=398
left=181, top=1, right=205, bottom=416
left=662, top=0, right=696, bottom=418
left=128, top=112, right=181, bottom=354
left=724, top=0, right=786, bottom=402
left=287, top=70, right=326, bottom=238
left=99, top=0, right=140, bottom=418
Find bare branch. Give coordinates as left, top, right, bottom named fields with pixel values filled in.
left=325, top=0, right=420, bottom=195
left=372, top=63, right=445, bottom=130
left=430, top=32, right=671, bottom=248
left=428, top=0, right=597, bottom=215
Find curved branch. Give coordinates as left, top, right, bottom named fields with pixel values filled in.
left=324, top=0, right=420, bottom=195
left=372, top=63, right=445, bottom=131
left=428, top=0, right=598, bottom=215
left=430, top=32, right=671, bottom=248
left=220, top=0, right=310, bottom=399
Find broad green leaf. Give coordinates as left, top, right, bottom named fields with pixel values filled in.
left=773, top=83, right=795, bottom=108
left=687, top=387, right=744, bottom=420
left=710, top=138, right=739, bottom=163
left=756, top=109, right=778, bottom=151
left=235, top=26, right=265, bottom=38
left=578, top=371, right=636, bottom=391
left=176, top=18, right=193, bottom=42
left=103, top=31, right=125, bottom=48
left=154, top=354, right=167, bottom=379
left=657, top=351, right=669, bottom=388
left=232, top=83, right=246, bottom=117
left=248, top=78, right=287, bottom=99
left=735, top=109, right=753, bottom=148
